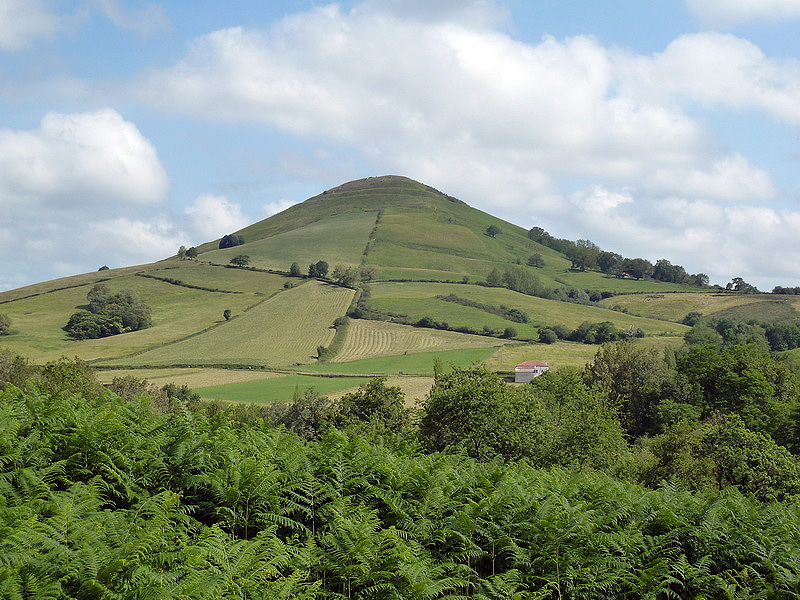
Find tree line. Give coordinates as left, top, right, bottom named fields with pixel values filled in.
left=527, top=227, right=710, bottom=285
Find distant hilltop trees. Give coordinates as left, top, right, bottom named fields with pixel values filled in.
left=528, top=227, right=709, bottom=286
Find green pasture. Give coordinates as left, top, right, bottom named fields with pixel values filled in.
left=201, top=211, right=377, bottom=271
left=146, top=262, right=291, bottom=294
left=333, top=318, right=502, bottom=363
left=299, top=346, right=500, bottom=376
left=196, top=374, right=372, bottom=404
left=0, top=274, right=258, bottom=363
left=367, top=295, right=539, bottom=339
left=598, top=292, right=794, bottom=322
left=0, top=260, right=170, bottom=302
left=368, top=282, right=688, bottom=336
left=192, top=176, right=441, bottom=254
left=100, top=281, right=354, bottom=368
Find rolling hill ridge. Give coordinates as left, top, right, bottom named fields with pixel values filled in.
left=1, top=174, right=788, bottom=403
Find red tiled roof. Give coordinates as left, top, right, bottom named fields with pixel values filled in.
left=515, top=361, right=549, bottom=368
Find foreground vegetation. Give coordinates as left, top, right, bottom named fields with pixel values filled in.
left=3, top=341, right=800, bottom=598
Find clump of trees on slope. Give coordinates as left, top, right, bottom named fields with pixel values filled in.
left=63, top=283, right=152, bottom=339
left=3, top=346, right=800, bottom=598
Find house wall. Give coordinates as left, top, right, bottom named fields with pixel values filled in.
left=514, top=367, right=548, bottom=383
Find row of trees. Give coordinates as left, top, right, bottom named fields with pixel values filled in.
left=0, top=313, right=9, bottom=335
left=527, top=226, right=710, bottom=285
left=293, top=261, right=377, bottom=288
left=63, top=284, right=152, bottom=339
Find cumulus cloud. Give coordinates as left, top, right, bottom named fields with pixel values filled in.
left=0, top=109, right=175, bottom=290
left=686, top=0, right=800, bottom=25
left=622, top=33, right=800, bottom=126
left=185, top=194, right=250, bottom=239
left=0, top=0, right=62, bottom=50
left=114, top=0, right=800, bottom=288
left=0, top=108, right=168, bottom=208
left=129, top=3, right=800, bottom=287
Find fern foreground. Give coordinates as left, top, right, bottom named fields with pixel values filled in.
left=3, top=363, right=800, bottom=599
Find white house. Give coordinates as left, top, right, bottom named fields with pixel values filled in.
left=514, top=360, right=549, bottom=383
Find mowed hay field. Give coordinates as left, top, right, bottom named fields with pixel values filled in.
left=333, top=319, right=502, bottom=363
left=598, top=292, right=800, bottom=322
left=301, top=346, right=500, bottom=376
left=145, top=262, right=292, bottom=294
left=200, top=211, right=378, bottom=271
left=0, top=274, right=263, bottom=363
left=94, top=367, right=285, bottom=388
left=99, top=281, right=354, bottom=368
left=368, top=282, right=689, bottom=336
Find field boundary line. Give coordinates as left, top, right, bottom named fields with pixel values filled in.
left=89, top=284, right=304, bottom=365
left=135, top=272, right=244, bottom=294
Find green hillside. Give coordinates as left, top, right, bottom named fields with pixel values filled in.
left=0, top=175, right=729, bottom=402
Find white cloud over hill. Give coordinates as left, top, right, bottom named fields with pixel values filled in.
left=136, top=3, right=800, bottom=287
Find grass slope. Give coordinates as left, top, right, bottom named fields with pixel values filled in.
left=100, top=281, right=354, bottom=368
left=200, top=211, right=378, bottom=272
left=0, top=271, right=270, bottom=362
left=599, top=292, right=800, bottom=323
left=368, top=282, right=688, bottom=337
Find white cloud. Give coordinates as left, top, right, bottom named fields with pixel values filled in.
left=0, top=109, right=173, bottom=291
left=0, top=0, right=62, bottom=51
left=622, top=33, right=800, bottom=126
left=0, top=108, right=168, bottom=208
left=686, top=0, right=800, bottom=25
left=134, top=5, right=800, bottom=287
left=185, top=194, right=250, bottom=240
left=91, top=0, right=170, bottom=35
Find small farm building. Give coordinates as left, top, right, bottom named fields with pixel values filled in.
left=514, top=360, right=549, bottom=383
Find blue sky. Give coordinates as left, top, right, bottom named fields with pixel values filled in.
left=2, top=0, right=800, bottom=291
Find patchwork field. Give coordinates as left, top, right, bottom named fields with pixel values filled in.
left=599, top=292, right=800, bottom=323
left=0, top=273, right=264, bottom=362
left=301, top=346, right=500, bottom=376
left=196, top=374, right=372, bottom=404
left=94, top=367, right=284, bottom=388
left=367, top=282, right=689, bottom=336
left=200, top=211, right=377, bottom=272
left=333, top=318, right=506, bottom=363
left=144, top=262, right=291, bottom=294
left=98, top=281, right=354, bottom=368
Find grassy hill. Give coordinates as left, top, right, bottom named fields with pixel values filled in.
left=0, top=175, right=736, bottom=404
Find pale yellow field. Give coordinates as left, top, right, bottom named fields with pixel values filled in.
left=598, top=292, right=795, bottom=322
left=0, top=275, right=258, bottom=363
left=326, top=375, right=434, bottom=408
left=95, top=367, right=283, bottom=388
left=333, top=319, right=501, bottom=363
left=484, top=337, right=685, bottom=372
left=100, top=281, right=354, bottom=368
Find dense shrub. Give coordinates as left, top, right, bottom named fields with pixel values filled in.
left=64, top=284, right=152, bottom=339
